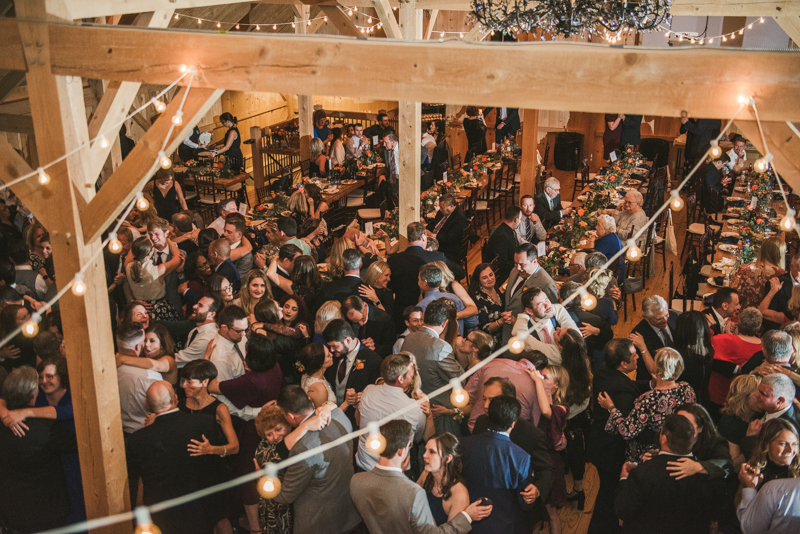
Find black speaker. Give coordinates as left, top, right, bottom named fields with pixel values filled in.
left=554, top=132, right=584, bottom=171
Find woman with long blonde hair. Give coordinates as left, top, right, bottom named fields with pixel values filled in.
left=747, top=418, right=800, bottom=488
left=326, top=237, right=354, bottom=279
left=360, top=260, right=394, bottom=315
left=719, top=373, right=762, bottom=469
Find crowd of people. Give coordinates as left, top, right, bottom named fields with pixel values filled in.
left=0, top=113, right=798, bottom=534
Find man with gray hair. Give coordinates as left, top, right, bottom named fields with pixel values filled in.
left=534, top=176, right=571, bottom=230
left=631, top=295, right=679, bottom=379
left=417, top=263, right=469, bottom=334
left=323, top=248, right=364, bottom=302
left=354, top=353, right=434, bottom=472
left=743, top=374, right=800, bottom=450
left=741, top=330, right=795, bottom=376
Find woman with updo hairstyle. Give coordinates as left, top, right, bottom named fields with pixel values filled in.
left=313, top=300, right=342, bottom=343
left=417, top=432, right=470, bottom=525
left=197, top=228, right=219, bottom=253
left=585, top=267, right=618, bottom=326
left=212, top=112, right=243, bottom=174
left=360, top=260, right=394, bottom=316
left=296, top=342, right=337, bottom=407
left=251, top=300, right=304, bottom=385
left=310, top=137, right=328, bottom=178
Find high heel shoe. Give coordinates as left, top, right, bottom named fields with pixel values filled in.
left=566, top=490, right=585, bottom=510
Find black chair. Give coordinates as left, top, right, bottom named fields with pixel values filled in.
left=459, top=221, right=473, bottom=283
left=572, top=158, right=590, bottom=201
left=639, top=138, right=671, bottom=169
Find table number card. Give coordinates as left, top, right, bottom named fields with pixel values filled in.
left=238, top=203, right=247, bottom=215
left=750, top=196, right=757, bottom=209
left=372, top=135, right=379, bottom=146
left=610, top=151, right=617, bottom=162
left=442, top=171, right=447, bottom=183
left=537, top=242, right=547, bottom=258
left=365, top=221, right=373, bottom=236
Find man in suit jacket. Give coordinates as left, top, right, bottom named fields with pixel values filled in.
left=680, top=117, right=721, bottom=164
left=342, top=295, right=397, bottom=358
left=426, top=194, right=470, bottom=264
left=618, top=114, right=642, bottom=150
left=630, top=295, right=679, bottom=379
left=322, top=319, right=382, bottom=428
left=493, top=107, right=520, bottom=145
left=275, top=386, right=361, bottom=534
left=559, top=281, right=614, bottom=367
left=323, top=248, right=364, bottom=302
left=387, top=221, right=452, bottom=328
left=484, top=205, right=522, bottom=287
left=208, top=237, right=241, bottom=293
left=0, top=367, right=77, bottom=533
left=503, top=243, right=560, bottom=343
left=127, top=381, right=225, bottom=534
left=587, top=339, right=652, bottom=534
left=615, top=414, right=719, bottom=534
left=351, top=420, right=490, bottom=534
left=461, top=396, right=538, bottom=534
left=764, top=254, right=800, bottom=331
left=401, top=299, right=465, bottom=435
left=703, top=287, right=741, bottom=336
left=534, top=177, right=571, bottom=230
left=472, top=377, right=553, bottom=523
left=223, top=213, right=254, bottom=280
left=264, top=243, right=301, bottom=301
left=104, top=227, right=133, bottom=334
left=146, top=218, right=183, bottom=313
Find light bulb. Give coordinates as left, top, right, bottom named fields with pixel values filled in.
left=98, top=135, right=109, bottom=148
left=172, top=111, right=183, bottom=126
left=291, top=22, right=295, bottom=28
left=135, top=194, right=150, bottom=212
left=780, top=213, right=796, bottom=232
left=709, top=38, right=714, bottom=44
left=440, top=32, right=445, bottom=38
left=669, top=191, right=685, bottom=211
left=366, top=423, right=386, bottom=454
left=450, top=378, right=469, bottom=408
left=153, top=99, right=167, bottom=112
left=256, top=464, right=281, bottom=498
left=709, top=141, right=722, bottom=158
left=158, top=151, right=172, bottom=169
left=324, top=16, right=328, bottom=21
left=236, top=23, right=240, bottom=29
left=625, top=239, right=642, bottom=262
left=71, top=273, right=87, bottom=296
left=197, top=19, right=202, bottom=25
left=133, top=508, right=161, bottom=534
left=307, top=20, right=311, bottom=26
left=460, top=33, right=464, bottom=38
left=174, top=14, right=179, bottom=20
left=508, top=336, right=525, bottom=354
left=22, top=315, right=40, bottom=338
left=580, top=290, right=597, bottom=311
left=108, top=233, right=123, bottom=254
left=754, top=158, right=768, bottom=173
left=354, top=6, right=357, bottom=11
left=37, top=167, right=51, bottom=185
left=348, top=9, right=352, bottom=15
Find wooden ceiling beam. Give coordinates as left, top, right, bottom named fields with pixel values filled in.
left=0, top=112, right=34, bottom=134
left=775, top=16, right=800, bottom=45
left=733, top=119, right=800, bottom=193
left=318, top=5, right=361, bottom=37
left=82, top=87, right=223, bottom=243
left=31, top=22, right=800, bottom=121
left=58, top=0, right=800, bottom=18
left=0, top=71, right=26, bottom=103
left=372, top=0, right=402, bottom=39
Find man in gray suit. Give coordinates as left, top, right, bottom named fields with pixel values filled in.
left=401, top=299, right=465, bottom=435
left=502, top=243, right=559, bottom=343
left=351, top=420, right=492, bottom=534
left=273, top=386, right=361, bottom=534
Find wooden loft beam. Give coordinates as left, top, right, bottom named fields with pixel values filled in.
left=463, top=24, right=488, bottom=41
left=733, top=119, right=800, bottom=192
left=32, top=22, right=800, bottom=121
left=0, top=112, right=34, bottom=134
left=319, top=4, right=361, bottom=37
left=373, top=0, right=402, bottom=39
left=82, top=87, right=223, bottom=243
left=775, top=16, right=800, bottom=45
left=0, top=71, right=26, bottom=103
left=424, top=9, right=439, bottom=40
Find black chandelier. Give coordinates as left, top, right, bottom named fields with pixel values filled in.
left=471, top=0, right=672, bottom=38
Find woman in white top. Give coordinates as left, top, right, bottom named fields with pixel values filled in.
left=329, top=126, right=346, bottom=166
left=613, top=189, right=648, bottom=247
left=125, top=236, right=183, bottom=321
left=296, top=342, right=352, bottom=410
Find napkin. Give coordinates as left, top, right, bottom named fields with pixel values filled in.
left=719, top=236, right=740, bottom=244
left=727, top=199, right=746, bottom=208
left=711, top=276, right=725, bottom=286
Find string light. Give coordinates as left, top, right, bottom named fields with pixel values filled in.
left=661, top=17, right=767, bottom=44
left=216, top=22, right=221, bottom=28
left=365, top=422, right=387, bottom=454
left=780, top=210, right=796, bottom=232
left=625, top=239, right=642, bottom=262
left=98, top=135, right=109, bottom=149
left=348, top=9, right=353, bottom=15
left=133, top=508, right=161, bottom=534
left=71, top=273, right=87, bottom=296
left=174, top=14, right=179, bottom=20
left=21, top=314, right=40, bottom=338
left=135, top=193, right=150, bottom=211
left=291, top=22, right=296, bottom=28
left=37, top=167, right=51, bottom=185
left=152, top=98, right=167, bottom=112
left=172, top=110, right=184, bottom=126
left=508, top=335, right=525, bottom=354
left=257, top=464, right=281, bottom=499
left=158, top=151, right=172, bottom=169
left=108, top=233, right=123, bottom=254
left=579, top=288, right=597, bottom=311
left=197, top=19, right=202, bottom=25
left=669, top=190, right=685, bottom=211
left=236, top=23, right=240, bottom=30
left=450, top=378, right=469, bottom=408
left=753, top=156, right=770, bottom=173
left=709, top=140, right=722, bottom=158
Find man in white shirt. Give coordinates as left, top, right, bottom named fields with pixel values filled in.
left=515, top=195, right=546, bottom=245
left=725, top=135, right=748, bottom=175
left=208, top=198, right=239, bottom=236
left=207, top=305, right=248, bottom=383
left=116, top=323, right=162, bottom=434
left=738, top=473, right=800, bottom=534
left=512, top=287, right=579, bottom=364
left=175, top=296, right=223, bottom=367
left=393, top=306, right=424, bottom=353
left=355, top=353, right=434, bottom=471
left=345, top=123, right=366, bottom=158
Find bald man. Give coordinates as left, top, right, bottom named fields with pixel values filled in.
left=208, top=238, right=241, bottom=292
left=127, top=381, right=225, bottom=534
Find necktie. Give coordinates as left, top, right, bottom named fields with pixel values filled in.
left=337, top=357, right=348, bottom=383
left=187, top=328, right=199, bottom=347
left=433, top=214, right=450, bottom=235
left=153, top=251, right=166, bottom=266
left=117, top=256, right=124, bottom=274
left=358, top=323, right=366, bottom=340
left=233, top=343, right=245, bottom=363
left=660, top=328, right=674, bottom=348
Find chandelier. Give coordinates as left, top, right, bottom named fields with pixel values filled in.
left=471, top=0, right=671, bottom=38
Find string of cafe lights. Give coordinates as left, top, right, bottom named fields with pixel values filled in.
left=172, top=11, right=329, bottom=31
left=33, top=91, right=759, bottom=534
left=654, top=16, right=768, bottom=46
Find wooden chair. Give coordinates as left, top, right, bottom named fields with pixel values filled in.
left=572, top=158, right=590, bottom=201
left=648, top=210, right=669, bottom=278
left=621, top=252, right=645, bottom=322
left=542, top=140, right=550, bottom=171
left=298, top=159, right=311, bottom=177
left=469, top=185, right=489, bottom=236
left=255, top=185, right=270, bottom=205
left=498, top=160, right=516, bottom=211
left=459, top=221, right=473, bottom=283
left=451, top=153, right=462, bottom=172
left=193, top=172, right=221, bottom=222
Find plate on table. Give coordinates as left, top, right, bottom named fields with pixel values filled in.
left=197, top=151, right=215, bottom=157
left=625, top=179, right=642, bottom=186
left=281, top=210, right=293, bottom=217
left=725, top=218, right=745, bottom=225
left=726, top=197, right=742, bottom=202
left=341, top=179, right=358, bottom=185
left=706, top=277, right=725, bottom=288
left=734, top=186, right=748, bottom=192
left=356, top=171, right=366, bottom=177
left=377, top=163, right=385, bottom=167
left=712, top=258, right=735, bottom=270
left=317, top=263, right=329, bottom=272
left=718, top=244, right=739, bottom=253
left=577, top=194, right=588, bottom=201
left=323, top=186, right=339, bottom=193
left=721, top=232, right=740, bottom=238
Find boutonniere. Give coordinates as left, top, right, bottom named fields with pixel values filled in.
left=354, top=359, right=365, bottom=371
left=295, top=361, right=305, bottom=373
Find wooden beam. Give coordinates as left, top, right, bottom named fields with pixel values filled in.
left=398, top=0, right=421, bottom=241
left=373, top=0, right=402, bottom=39
left=82, top=87, right=223, bottom=243
left=463, top=24, right=488, bottom=42
left=519, top=109, right=539, bottom=195
left=319, top=5, right=361, bottom=37
left=35, top=22, right=800, bottom=122
left=775, top=16, right=800, bottom=45
left=0, top=71, right=26, bottom=103
left=733, top=119, right=800, bottom=192
left=0, top=112, right=34, bottom=134
left=295, top=4, right=314, bottom=162
left=424, top=9, right=439, bottom=40
left=0, top=138, right=51, bottom=224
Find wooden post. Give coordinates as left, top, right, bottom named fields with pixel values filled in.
left=250, top=125, right=264, bottom=188
left=16, top=2, right=129, bottom=530
left=520, top=109, right=539, bottom=196
left=398, top=1, right=422, bottom=242
left=296, top=5, right=313, bottom=162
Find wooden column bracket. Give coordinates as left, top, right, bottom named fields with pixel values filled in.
left=373, top=0, right=403, bottom=39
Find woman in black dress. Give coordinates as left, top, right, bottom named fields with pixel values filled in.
left=147, top=168, right=188, bottom=222
left=467, top=263, right=504, bottom=348
left=462, top=106, right=487, bottom=161
left=212, top=112, right=244, bottom=174
left=177, top=360, right=239, bottom=534
left=417, top=433, right=470, bottom=525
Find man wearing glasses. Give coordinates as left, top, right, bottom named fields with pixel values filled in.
left=206, top=305, right=249, bottom=383
left=534, top=177, right=571, bottom=230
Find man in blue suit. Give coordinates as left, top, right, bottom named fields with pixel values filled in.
left=460, top=395, right=539, bottom=534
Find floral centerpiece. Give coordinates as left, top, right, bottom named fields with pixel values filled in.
left=591, top=169, right=623, bottom=193
left=549, top=208, right=590, bottom=249
left=617, top=147, right=644, bottom=171
left=360, top=149, right=380, bottom=167
left=251, top=191, right=290, bottom=220
left=383, top=208, right=400, bottom=240
left=748, top=172, right=773, bottom=211
left=742, top=206, right=767, bottom=234
left=421, top=190, right=439, bottom=215
left=582, top=191, right=611, bottom=215
left=217, top=155, right=234, bottom=178
left=540, top=246, right=572, bottom=278
left=184, top=159, right=200, bottom=168
left=738, top=241, right=758, bottom=264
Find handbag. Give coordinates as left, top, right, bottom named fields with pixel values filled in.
left=665, top=209, right=678, bottom=256
left=623, top=275, right=644, bottom=294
